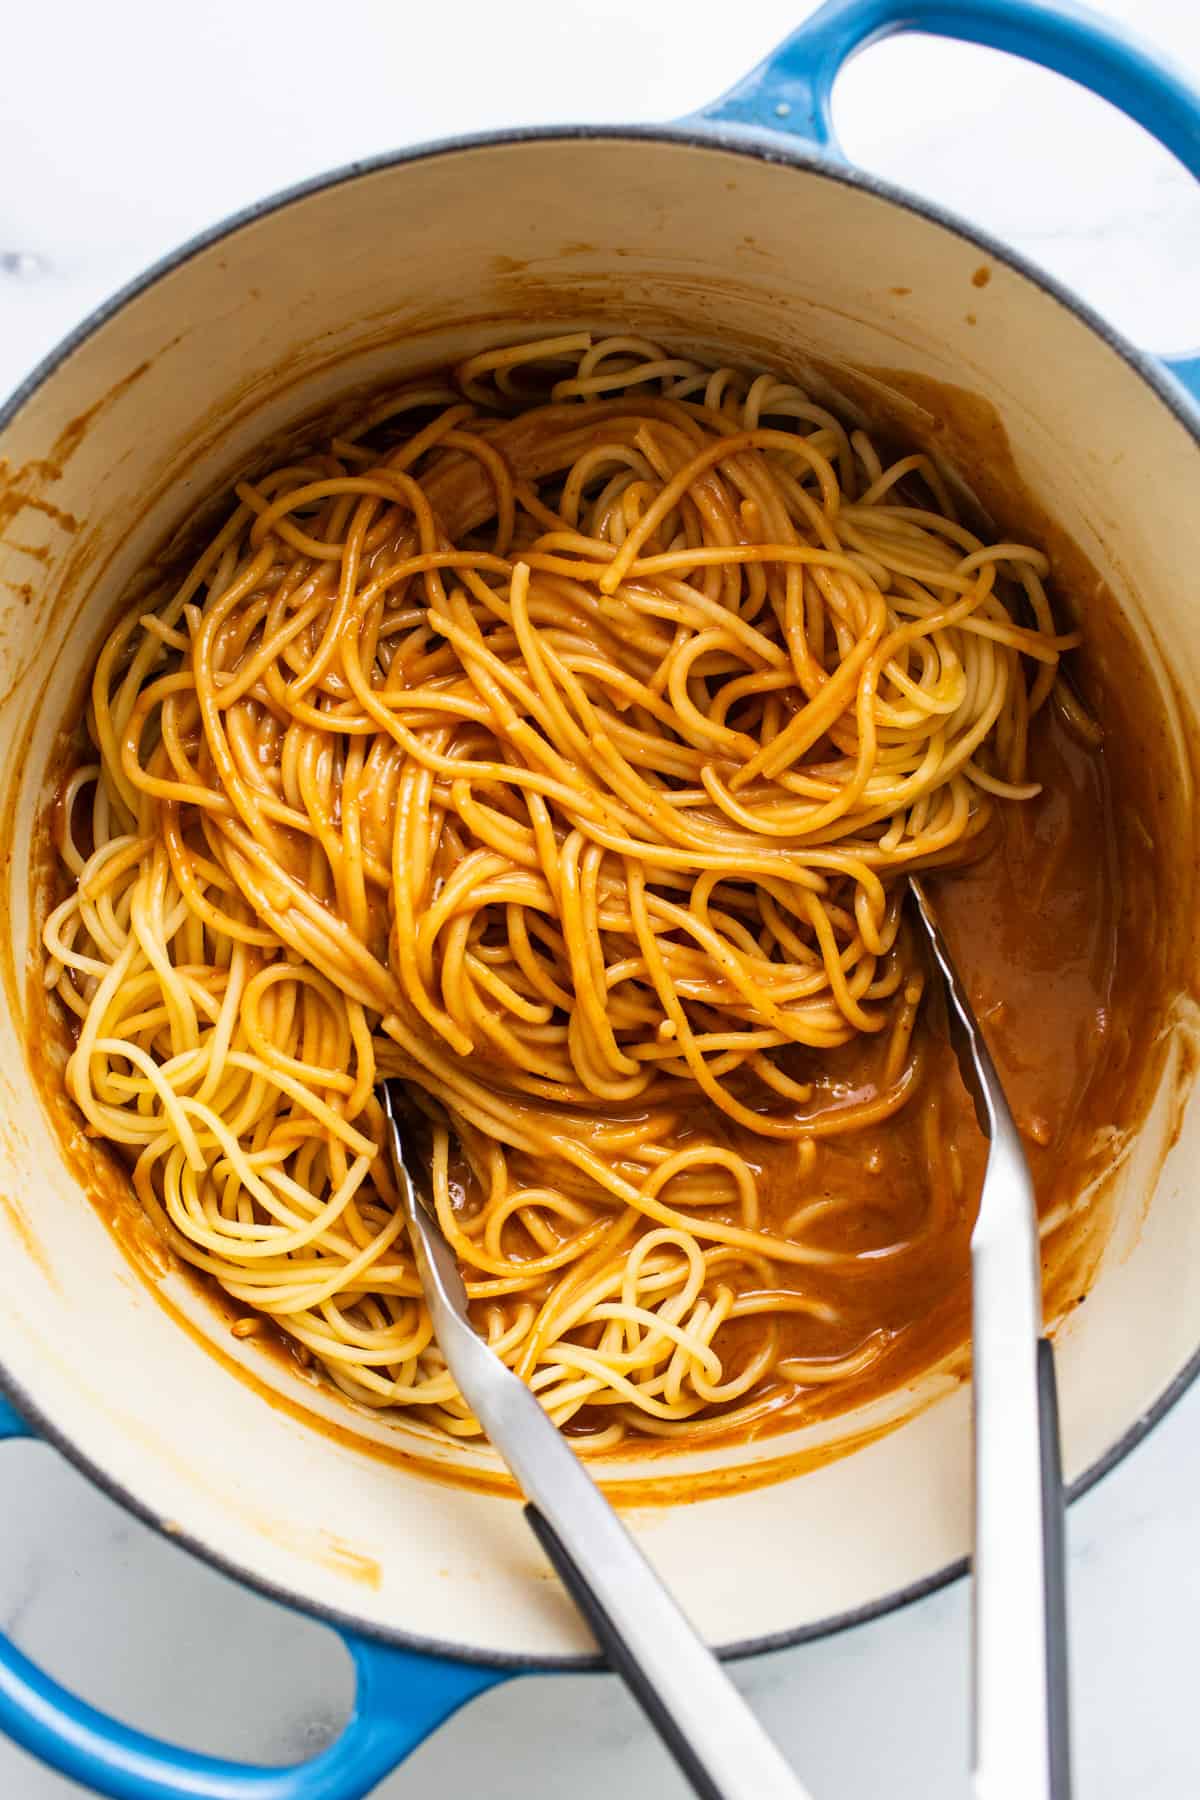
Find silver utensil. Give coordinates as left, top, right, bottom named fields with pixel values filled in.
left=908, top=876, right=1071, bottom=1800
left=379, top=1079, right=814, bottom=1800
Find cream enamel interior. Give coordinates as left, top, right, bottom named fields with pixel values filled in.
left=1, top=133, right=1198, bottom=1661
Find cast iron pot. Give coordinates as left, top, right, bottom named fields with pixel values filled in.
left=2, top=1, right=1200, bottom=1794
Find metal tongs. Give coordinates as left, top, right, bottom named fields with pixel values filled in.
left=382, top=874, right=1072, bottom=1800
left=909, top=876, right=1072, bottom=1800
left=379, top=1080, right=813, bottom=1800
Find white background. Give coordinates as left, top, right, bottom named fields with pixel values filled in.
left=2, top=2, right=1200, bottom=1795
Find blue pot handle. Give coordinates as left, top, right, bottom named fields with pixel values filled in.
left=694, top=0, right=1200, bottom=400
left=0, top=1396, right=511, bottom=1800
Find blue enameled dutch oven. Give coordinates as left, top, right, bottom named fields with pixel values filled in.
left=2, top=1, right=1200, bottom=1793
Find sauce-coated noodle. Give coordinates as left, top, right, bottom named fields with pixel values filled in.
left=44, top=334, right=1084, bottom=1448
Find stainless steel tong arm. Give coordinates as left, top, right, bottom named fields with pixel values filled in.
left=380, top=1080, right=814, bottom=1800
left=909, top=877, right=1071, bottom=1800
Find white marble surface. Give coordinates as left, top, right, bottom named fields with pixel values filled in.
left=3, top=1, right=1200, bottom=1794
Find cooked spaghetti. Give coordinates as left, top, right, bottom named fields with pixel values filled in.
left=43, top=333, right=1087, bottom=1448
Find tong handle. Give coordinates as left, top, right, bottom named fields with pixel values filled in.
left=381, top=1084, right=811, bottom=1800
left=449, top=1317, right=811, bottom=1800
left=525, top=1505, right=787, bottom=1800
left=909, top=885, right=1072, bottom=1800
left=523, top=1504, right=722, bottom=1794
left=1037, top=1339, right=1071, bottom=1800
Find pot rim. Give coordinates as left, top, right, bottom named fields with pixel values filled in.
left=2, top=118, right=1198, bottom=1672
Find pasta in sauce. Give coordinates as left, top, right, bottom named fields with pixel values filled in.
left=42, top=333, right=1141, bottom=1451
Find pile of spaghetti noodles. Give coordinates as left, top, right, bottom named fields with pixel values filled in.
left=44, top=333, right=1077, bottom=1448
